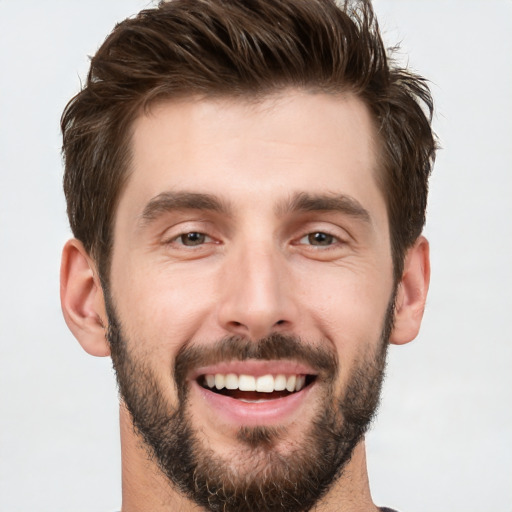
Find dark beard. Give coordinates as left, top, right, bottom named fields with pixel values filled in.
left=106, top=297, right=394, bottom=512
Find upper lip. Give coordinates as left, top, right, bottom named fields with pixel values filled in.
left=188, top=360, right=317, bottom=381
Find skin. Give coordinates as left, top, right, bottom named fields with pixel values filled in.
left=60, top=90, right=430, bottom=511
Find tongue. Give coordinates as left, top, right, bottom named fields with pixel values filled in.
left=218, top=389, right=292, bottom=400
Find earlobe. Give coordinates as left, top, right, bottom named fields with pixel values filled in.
left=60, top=239, right=110, bottom=357
left=389, top=236, right=430, bottom=346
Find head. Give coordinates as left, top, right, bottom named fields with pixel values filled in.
left=60, top=1, right=435, bottom=511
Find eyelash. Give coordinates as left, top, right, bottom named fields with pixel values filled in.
left=167, top=231, right=214, bottom=247
left=297, top=231, right=341, bottom=248
left=165, top=230, right=343, bottom=250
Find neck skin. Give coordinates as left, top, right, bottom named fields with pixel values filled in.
left=118, top=405, right=379, bottom=512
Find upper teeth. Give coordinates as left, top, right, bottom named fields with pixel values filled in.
left=204, top=374, right=306, bottom=393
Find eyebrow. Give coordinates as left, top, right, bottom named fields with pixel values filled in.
left=139, top=190, right=371, bottom=227
left=276, top=192, right=372, bottom=224
left=139, top=191, right=231, bottom=226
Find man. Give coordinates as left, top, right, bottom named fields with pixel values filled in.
left=59, top=0, right=435, bottom=510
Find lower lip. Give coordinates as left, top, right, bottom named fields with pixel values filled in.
left=193, top=381, right=315, bottom=426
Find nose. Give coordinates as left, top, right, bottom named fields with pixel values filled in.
left=216, top=243, right=298, bottom=340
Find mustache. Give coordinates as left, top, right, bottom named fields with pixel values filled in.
left=173, top=333, right=338, bottom=390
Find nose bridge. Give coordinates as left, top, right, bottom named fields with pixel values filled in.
left=217, top=236, right=294, bottom=339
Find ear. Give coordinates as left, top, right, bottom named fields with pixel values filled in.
left=60, top=239, right=110, bottom=357
left=389, top=236, right=430, bottom=345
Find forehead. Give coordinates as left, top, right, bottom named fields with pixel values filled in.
left=120, top=90, right=386, bottom=227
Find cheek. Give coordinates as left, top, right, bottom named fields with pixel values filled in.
left=295, top=262, right=392, bottom=370
left=110, top=258, right=219, bottom=362
left=299, top=258, right=391, bottom=322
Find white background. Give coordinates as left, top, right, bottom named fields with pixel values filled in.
left=0, top=1, right=511, bottom=511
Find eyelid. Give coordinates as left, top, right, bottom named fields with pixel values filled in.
left=295, top=232, right=345, bottom=251
left=171, top=232, right=213, bottom=245
left=159, top=220, right=220, bottom=247
left=294, top=222, right=348, bottom=242
left=298, top=231, right=338, bottom=244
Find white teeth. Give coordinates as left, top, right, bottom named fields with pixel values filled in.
left=204, top=373, right=309, bottom=393
left=256, top=374, right=274, bottom=393
left=214, top=374, right=225, bottom=390
left=225, top=373, right=238, bottom=390
left=285, top=375, right=296, bottom=392
left=295, top=375, right=306, bottom=391
left=239, top=375, right=256, bottom=391
left=274, top=374, right=287, bottom=391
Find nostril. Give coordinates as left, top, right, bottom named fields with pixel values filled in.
left=275, top=320, right=286, bottom=326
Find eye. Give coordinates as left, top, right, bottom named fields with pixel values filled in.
left=299, top=232, right=337, bottom=247
left=174, top=232, right=212, bottom=246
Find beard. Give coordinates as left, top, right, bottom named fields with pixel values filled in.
left=106, top=295, right=394, bottom=512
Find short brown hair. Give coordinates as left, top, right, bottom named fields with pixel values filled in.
left=62, top=0, right=436, bottom=283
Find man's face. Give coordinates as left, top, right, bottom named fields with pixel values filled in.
left=107, top=91, right=396, bottom=510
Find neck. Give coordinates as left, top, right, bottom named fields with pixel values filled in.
left=310, top=441, right=379, bottom=512
left=119, top=405, right=378, bottom=512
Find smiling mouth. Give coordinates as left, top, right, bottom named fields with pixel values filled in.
left=198, top=373, right=317, bottom=402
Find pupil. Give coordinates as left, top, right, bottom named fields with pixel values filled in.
left=183, top=232, right=205, bottom=245
left=309, top=232, right=333, bottom=246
